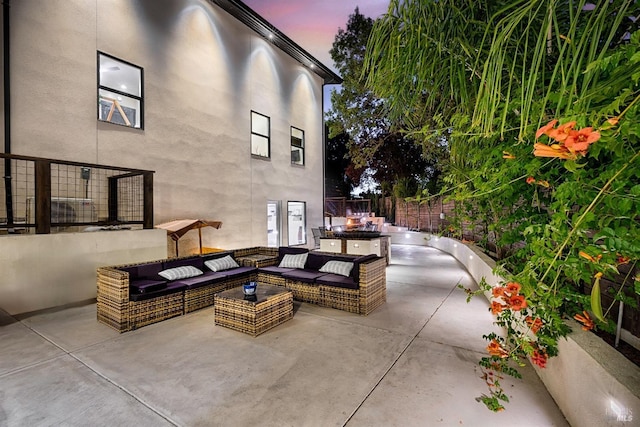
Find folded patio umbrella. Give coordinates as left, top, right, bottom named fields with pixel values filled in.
left=155, top=219, right=222, bottom=256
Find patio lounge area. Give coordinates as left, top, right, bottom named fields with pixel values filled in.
left=0, top=244, right=567, bottom=426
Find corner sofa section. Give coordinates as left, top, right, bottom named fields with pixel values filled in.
left=258, top=248, right=387, bottom=314
left=97, top=246, right=387, bottom=333
left=97, top=251, right=257, bottom=332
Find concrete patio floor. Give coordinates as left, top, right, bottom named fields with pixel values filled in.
left=0, top=244, right=569, bottom=426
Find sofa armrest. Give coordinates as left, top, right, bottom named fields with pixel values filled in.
left=358, top=257, right=386, bottom=289
left=233, top=247, right=279, bottom=267
left=97, top=266, right=131, bottom=304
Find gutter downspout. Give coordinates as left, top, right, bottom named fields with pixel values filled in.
left=3, top=0, right=13, bottom=231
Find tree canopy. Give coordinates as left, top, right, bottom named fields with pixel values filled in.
left=326, top=7, right=443, bottom=197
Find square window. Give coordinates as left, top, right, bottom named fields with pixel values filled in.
left=251, top=111, right=270, bottom=158
left=98, top=52, right=143, bottom=129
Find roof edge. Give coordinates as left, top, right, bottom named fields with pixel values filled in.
left=209, top=0, right=343, bottom=85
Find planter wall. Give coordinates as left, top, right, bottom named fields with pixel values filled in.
left=0, top=229, right=167, bottom=315
left=388, top=231, right=640, bottom=426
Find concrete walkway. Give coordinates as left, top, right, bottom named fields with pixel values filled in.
left=0, top=244, right=568, bottom=426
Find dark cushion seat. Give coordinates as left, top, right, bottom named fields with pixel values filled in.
left=223, top=266, right=257, bottom=279
left=129, top=282, right=186, bottom=302
left=305, top=252, right=328, bottom=270
left=257, top=266, right=295, bottom=276
left=282, top=269, right=327, bottom=284
left=173, top=271, right=228, bottom=290
left=137, top=262, right=164, bottom=280
left=130, top=278, right=167, bottom=294
left=316, top=274, right=358, bottom=290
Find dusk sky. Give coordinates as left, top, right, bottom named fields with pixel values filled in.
left=243, top=0, right=390, bottom=80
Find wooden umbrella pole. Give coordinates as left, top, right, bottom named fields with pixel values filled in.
left=199, top=227, right=203, bottom=254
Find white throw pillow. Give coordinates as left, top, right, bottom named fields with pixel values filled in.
left=278, top=253, right=308, bottom=269
left=158, top=266, right=203, bottom=281
left=319, top=260, right=354, bottom=277
left=204, top=255, right=240, bottom=272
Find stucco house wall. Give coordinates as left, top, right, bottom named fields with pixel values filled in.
left=7, top=0, right=326, bottom=253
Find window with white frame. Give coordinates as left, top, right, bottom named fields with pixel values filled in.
left=291, top=127, right=304, bottom=165
left=98, top=52, right=143, bottom=129
left=251, top=111, right=270, bottom=158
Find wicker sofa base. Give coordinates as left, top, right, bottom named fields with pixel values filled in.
left=129, top=292, right=184, bottom=330
left=97, top=247, right=387, bottom=333
left=319, top=285, right=360, bottom=313
left=285, top=280, right=320, bottom=304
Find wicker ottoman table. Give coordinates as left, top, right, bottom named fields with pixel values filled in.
left=214, top=283, right=293, bottom=337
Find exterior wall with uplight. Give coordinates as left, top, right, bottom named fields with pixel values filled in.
left=7, top=0, right=325, bottom=252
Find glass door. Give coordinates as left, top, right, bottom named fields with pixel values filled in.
left=287, top=201, right=306, bottom=246
left=267, top=201, right=280, bottom=247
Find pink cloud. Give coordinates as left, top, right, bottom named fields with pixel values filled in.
left=244, top=0, right=389, bottom=72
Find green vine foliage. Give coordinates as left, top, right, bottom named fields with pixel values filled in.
left=365, top=0, right=640, bottom=412
left=455, top=34, right=640, bottom=410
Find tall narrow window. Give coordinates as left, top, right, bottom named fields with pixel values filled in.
left=287, top=201, right=306, bottom=246
left=291, top=127, right=304, bottom=165
left=251, top=111, right=270, bottom=158
left=98, top=52, right=143, bottom=129
left=267, top=201, right=281, bottom=247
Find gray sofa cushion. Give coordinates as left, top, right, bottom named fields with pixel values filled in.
left=158, top=266, right=203, bottom=281
left=204, top=255, right=239, bottom=272
left=201, top=251, right=234, bottom=262
left=279, top=253, right=308, bottom=269
left=319, top=260, right=354, bottom=277
left=163, top=256, right=204, bottom=271
left=278, top=246, right=308, bottom=263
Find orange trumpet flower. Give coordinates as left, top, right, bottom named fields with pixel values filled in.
left=487, top=340, right=509, bottom=358
left=574, top=310, right=595, bottom=331
left=533, top=143, right=576, bottom=160
left=547, top=121, right=576, bottom=141
left=507, top=295, right=527, bottom=311
left=564, top=127, right=600, bottom=154
left=535, top=119, right=558, bottom=139
left=505, top=282, right=521, bottom=295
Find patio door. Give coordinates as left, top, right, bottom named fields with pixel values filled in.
left=267, top=201, right=280, bottom=247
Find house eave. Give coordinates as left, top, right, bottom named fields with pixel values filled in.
left=209, top=0, right=343, bottom=85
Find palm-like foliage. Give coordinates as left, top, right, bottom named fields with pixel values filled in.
left=474, top=0, right=639, bottom=139
left=364, top=0, right=640, bottom=412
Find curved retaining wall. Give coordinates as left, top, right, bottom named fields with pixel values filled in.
left=388, top=231, right=640, bottom=427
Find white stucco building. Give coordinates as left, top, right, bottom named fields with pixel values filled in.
left=2, top=0, right=340, bottom=252
left=0, top=0, right=340, bottom=314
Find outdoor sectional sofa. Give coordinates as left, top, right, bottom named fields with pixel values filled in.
left=97, top=246, right=387, bottom=332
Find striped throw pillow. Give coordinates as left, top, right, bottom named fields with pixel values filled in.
left=158, top=266, right=203, bottom=281
left=319, top=260, right=354, bottom=277
left=204, top=255, right=239, bottom=272
left=278, top=253, right=308, bottom=269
